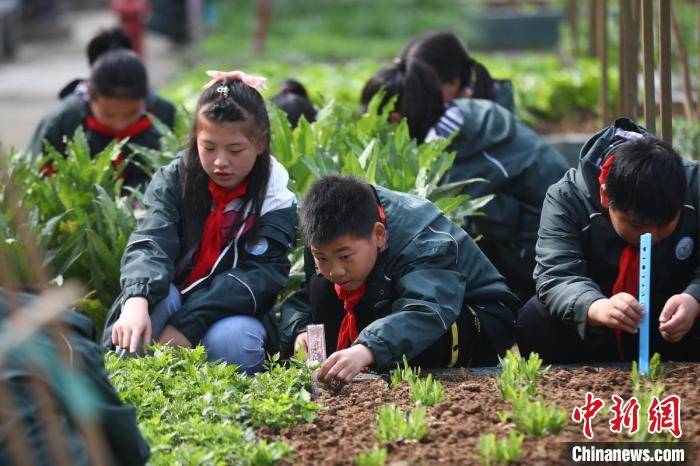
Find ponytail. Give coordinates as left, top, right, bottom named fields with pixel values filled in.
left=468, top=59, right=495, bottom=101
left=402, top=31, right=497, bottom=102
left=360, top=59, right=444, bottom=143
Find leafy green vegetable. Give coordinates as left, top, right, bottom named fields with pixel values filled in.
left=106, top=346, right=320, bottom=465
left=355, top=445, right=388, bottom=466
left=478, top=431, right=524, bottom=466
left=376, top=404, right=428, bottom=442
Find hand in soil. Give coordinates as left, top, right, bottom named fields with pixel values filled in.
left=294, top=331, right=309, bottom=355
left=659, top=293, right=700, bottom=342
left=317, top=344, right=374, bottom=383
left=587, top=293, right=643, bottom=334
left=112, top=296, right=152, bottom=353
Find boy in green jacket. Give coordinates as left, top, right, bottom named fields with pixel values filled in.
left=280, top=175, right=517, bottom=382
left=518, top=119, right=700, bottom=363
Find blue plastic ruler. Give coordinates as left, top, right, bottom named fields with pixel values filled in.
left=638, top=233, right=651, bottom=375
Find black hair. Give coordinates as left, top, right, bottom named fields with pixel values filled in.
left=605, top=137, right=685, bottom=226
left=360, top=59, right=444, bottom=143
left=280, top=79, right=309, bottom=99
left=182, top=78, right=272, bottom=249
left=401, top=31, right=495, bottom=101
left=88, top=49, right=148, bottom=100
left=86, top=27, right=133, bottom=65
left=301, top=175, right=380, bottom=247
left=270, top=79, right=316, bottom=128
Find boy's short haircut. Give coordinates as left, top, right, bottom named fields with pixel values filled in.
left=605, top=137, right=685, bottom=226
left=89, top=49, right=148, bottom=100
left=301, top=175, right=380, bottom=246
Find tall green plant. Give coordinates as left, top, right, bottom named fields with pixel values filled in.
left=269, top=94, right=491, bottom=222
left=8, top=128, right=137, bottom=308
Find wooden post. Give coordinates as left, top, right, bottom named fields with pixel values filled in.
left=567, top=0, right=580, bottom=56
left=641, top=0, right=656, bottom=133
left=671, top=8, right=697, bottom=121
left=627, top=0, right=640, bottom=119
left=597, top=0, right=609, bottom=125
left=619, top=0, right=629, bottom=117
left=589, top=0, right=598, bottom=57
left=658, top=0, right=673, bottom=144
left=252, top=0, right=272, bottom=54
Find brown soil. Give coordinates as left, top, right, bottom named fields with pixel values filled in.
left=272, top=364, right=700, bottom=465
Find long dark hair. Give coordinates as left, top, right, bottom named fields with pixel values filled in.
left=182, top=78, right=271, bottom=250
left=401, top=31, right=495, bottom=101
left=360, top=59, right=444, bottom=143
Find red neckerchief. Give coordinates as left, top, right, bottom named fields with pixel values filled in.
left=333, top=204, right=386, bottom=351
left=42, top=114, right=154, bottom=177
left=84, top=115, right=153, bottom=139
left=334, top=282, right=366, bottom=351
left=85, top=115, right=153, bottom=170
left=180, top=180, right=249, bottom=289
left=599, top=153, right=636, bottom=360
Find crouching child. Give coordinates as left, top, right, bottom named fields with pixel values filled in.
left=517, top=119, right=700, bottom=363
left=280, top=175, right=518, bottom=382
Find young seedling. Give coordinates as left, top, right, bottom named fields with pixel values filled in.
left=354, top=445, right=388, bottom=466
left=502, top=397, right=566, bottom=437
left=477, top=431, right=524, bottom=466
left=389, top=355, right=421, bottom=389
left=631, top=353, right=664, bottom=391
left=409, top=374, right=445, bottom=407
left=630, top=353, right=671, bottom=442
left=376, top=404, right=428, bottom=442
left=496, top=350, right=549, bottom=402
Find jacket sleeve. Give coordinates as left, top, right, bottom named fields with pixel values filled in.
left=681, top=164, right=700, bottom=302
left=468, top=192, right=522, bottom=242
left=355, top=232, right=466, bottom=371
left=169, top=207, right=297, bottom=344
left=278, top=247, right=317, bottom=357
left=119, top=163, right=182, bottom=308
left=534, top=180, right=607, bottom=341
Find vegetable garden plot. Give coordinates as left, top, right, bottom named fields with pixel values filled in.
left=272, top=357, right=700, bottom=465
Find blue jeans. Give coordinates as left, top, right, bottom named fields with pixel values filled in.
left=150, top=284, right=267, bottom=374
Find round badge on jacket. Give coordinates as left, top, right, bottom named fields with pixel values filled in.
left=245, top=237, right=269, bottom=256
left=675, top=236, right=694, bottom=261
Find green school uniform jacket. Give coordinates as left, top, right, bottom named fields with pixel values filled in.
left=435, top=99, right=568, bottom=286
left=492, top=78, right=515, bottom=113
left=26, top=92, right=176, bottom=187
left=279, top=186, right=518, bottom=371
left=0, top=292, right=149, bottom=466
left=100, top=154, right=298, bottom=352
left=534, top=118, right=700, bottom=345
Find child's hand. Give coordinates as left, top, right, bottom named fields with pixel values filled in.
left=157, top=324, right=192, bottom=348
left=294, top=332, right=309, bottom=354
left=112, top=297, right=151, bottom=353
left=659, top=293, right=700, bottom=343
left=587, top=293, right=643, bottom=334
left=317, top=344, right=374, bottom=383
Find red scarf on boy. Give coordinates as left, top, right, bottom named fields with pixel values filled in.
left=85, top=115, right=154, bottom=169
left=333, top=204, right=387, bottom=351
left=334, top=283, right=367, bottom=351
left=180, top=179, right=249, bottom=289
left=599, top=154, right=637, bottom=360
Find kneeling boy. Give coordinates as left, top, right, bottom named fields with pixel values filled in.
left=280, top=175, right=518, bottom=382
left=518, top=119, right=700, bottom=363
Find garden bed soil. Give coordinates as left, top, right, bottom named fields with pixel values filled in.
left=272, top=364, right=700, bottom=465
